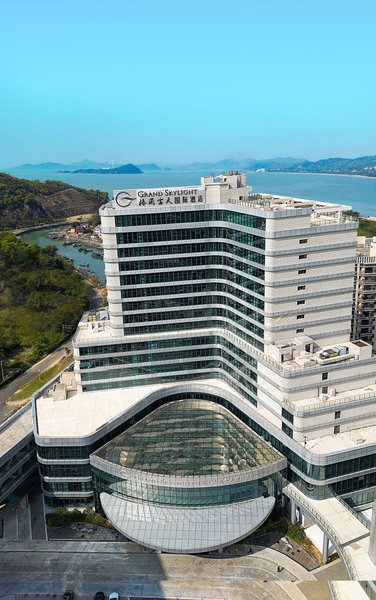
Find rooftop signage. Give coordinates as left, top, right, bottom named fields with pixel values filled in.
left=115, top=186, right=206, bottom=209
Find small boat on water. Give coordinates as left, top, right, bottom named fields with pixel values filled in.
left=79, top=262, right=89, bottom=267
left=92, top=252, right=103, bottom=259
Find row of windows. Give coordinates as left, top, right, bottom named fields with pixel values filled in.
left=45, top=497, right=93, bottom=508
left=42, top=481, right=92, bottom=493
left=116, top=227, right=265, bottom=247
left=119, top=252, right=265, bottom=272
left=80, top=359, right=222, bottom=382
left=121, top=280, right=265, bottom=302
left=80, top=338, right=257, bottom=373
left=93, top=468, right=274, bottom=507
left=120, top=266, right=264, bottom=288
left=122, top=319, right=264, bottom=351
left=78, top=335, right=258, bottom=370
left=114, top=210, right=266, bottom=230
left=39, top=464, right=92, bottom=478
left=117, top=240, right=265, bottom=260
left=80, top=354, right=258, bottom=389
left=1, top=454, right=37, bottom=498
left=122, top=296, right=264, bottom=324
left=290, top=471, right=376, bottom=505
left=123, top=307, right=264, bottom=338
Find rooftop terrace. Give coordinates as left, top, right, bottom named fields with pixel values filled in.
left=228, top=192, right=356, bottom=225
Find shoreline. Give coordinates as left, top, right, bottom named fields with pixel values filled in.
left=261, top=170, right=376, bottom=181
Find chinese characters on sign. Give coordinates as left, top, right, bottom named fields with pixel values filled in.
left=115, top=187, right=206, bottom=208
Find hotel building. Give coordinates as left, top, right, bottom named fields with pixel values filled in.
left=33, top=173, right=376, bottom=553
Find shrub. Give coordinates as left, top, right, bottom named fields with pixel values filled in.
left=46, top=507, right=114, bottom=529
left=287, top=522, right=305, bottom=542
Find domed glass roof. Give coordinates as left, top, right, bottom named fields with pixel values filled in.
left=94, top=399, right=281, bottom=476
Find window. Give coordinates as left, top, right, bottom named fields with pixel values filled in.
left=282, top=423, right=293, bottom=438
left=297, top=285, right=306, bottom=290
left=335, top=411, right=341, bottom=419
left=334, top=425, right=340, bottom=434
left=297, top=314, right=305, bottom=319
left=299, top=254, right=307, bottom=260
left=298, top=269, right=306, bottom=274
left=299, top=239, right=308, bottom=244
left=282, top=408, right=294, bottom=424
left=297, top=300, right=305, bottom=305
left=322, top=372, right=328, bottom=381
left=296, top=328, right=305, bottom=333
left=322, top=386, right=328, bottom=394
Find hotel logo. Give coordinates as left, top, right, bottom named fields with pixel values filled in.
left=115, top=191, right=136, bottom=207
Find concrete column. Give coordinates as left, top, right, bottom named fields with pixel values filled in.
left=290, top=499, right=297, bottom=524
left=322, top=531, right=329, bottom=563
left=368, top=500, right=376, bottom=564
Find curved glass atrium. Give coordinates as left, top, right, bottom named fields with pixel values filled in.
left=94, top=399, right=281, bottom=476
left=92, top=399, right=286, bottom=553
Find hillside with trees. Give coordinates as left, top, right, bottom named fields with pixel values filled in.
left=283, top=155, right=376, bottom=176
left=0, top=232, right=91, bottom=375
left=0, top=173, right=109, bottom=229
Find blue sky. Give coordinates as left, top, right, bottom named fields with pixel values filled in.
left=0, top=0, right=375, bottom=166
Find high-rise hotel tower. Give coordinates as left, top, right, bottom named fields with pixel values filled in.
left=33, top=173, right=376, bottom=553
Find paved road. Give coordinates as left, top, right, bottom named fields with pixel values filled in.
left=0, top=541, right=314, bottom=600
left=1, top=487, right=46, bottom=542
left=0, top=345, right=69, bottom=423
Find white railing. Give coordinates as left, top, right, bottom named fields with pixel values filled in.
left=284, top=388, right=376, bottom=415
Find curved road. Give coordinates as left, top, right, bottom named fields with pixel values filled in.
left=0, top=344, right=70, bottom=424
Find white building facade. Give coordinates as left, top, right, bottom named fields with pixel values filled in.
left=33, top=173, right=376, bottom=551
left=352, top=236, right=376, bottom=349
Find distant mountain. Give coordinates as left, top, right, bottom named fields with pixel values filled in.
left=136, top=163, right=161, bottom=171
left=69, top=164, right=143, bottom=175
left=9, top=162, right=68, bottom=171
left=8, top=160, right=117, bottom=171
left=169, top=157, right=305, bottom=171
left=284, top=155, right=376, bottom=176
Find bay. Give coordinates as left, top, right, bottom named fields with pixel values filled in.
left=18, top=168, right=376, bottom=282
left=22, top=228, right=106, bottom=284
left=8, top=168, right=376, bottom=216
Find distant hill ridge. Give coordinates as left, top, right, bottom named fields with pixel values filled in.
left=6, top=155, right=376, bottom=176
left=283, top=155, right=376, bottom=176
left=0, top=172, right=109, bottom=229
left=66, top=163, right=143, bottom=175
left=8, top=160, right=157, bottom=172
